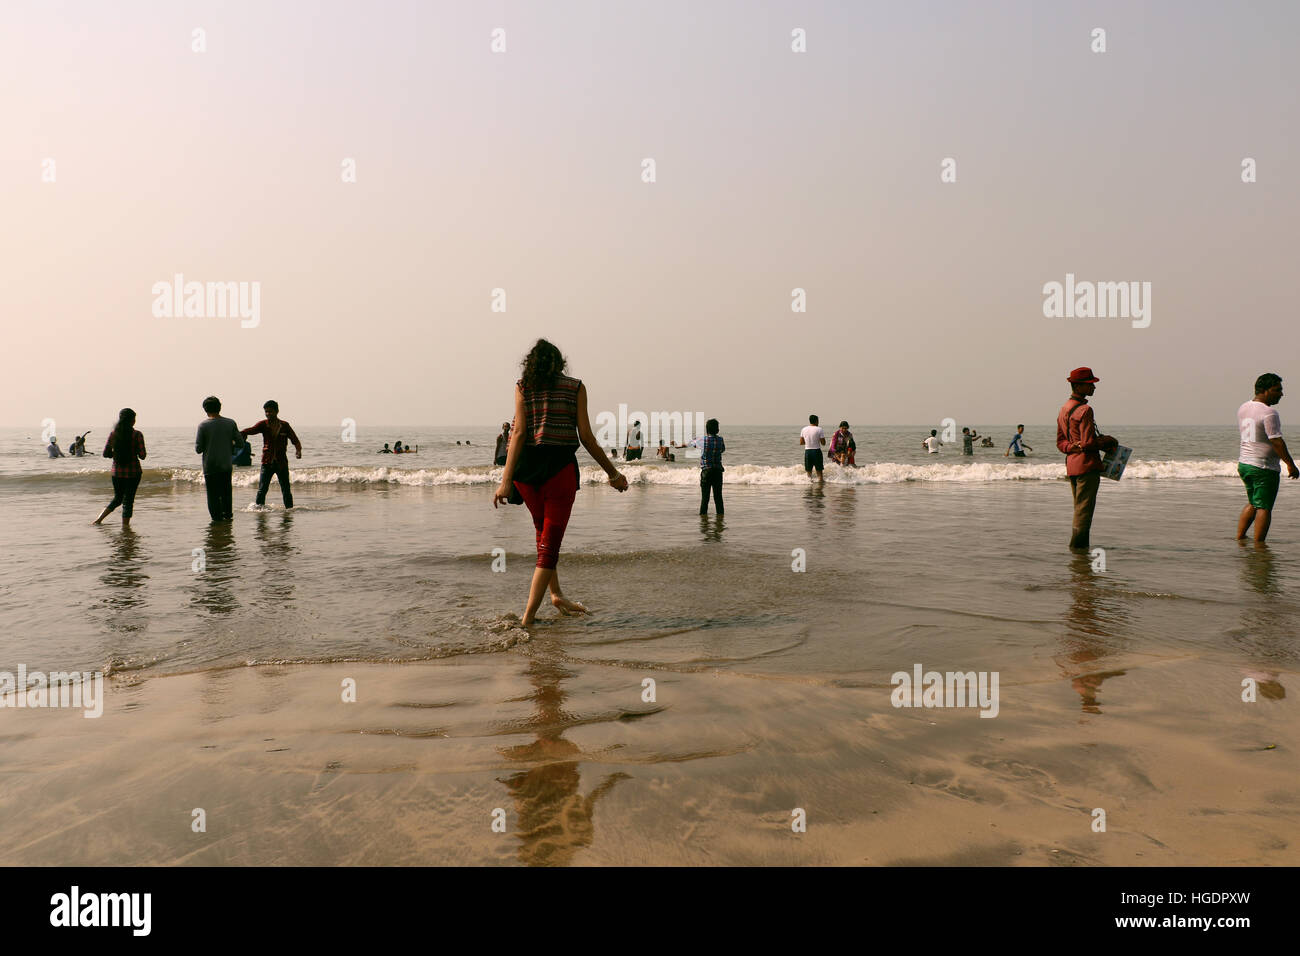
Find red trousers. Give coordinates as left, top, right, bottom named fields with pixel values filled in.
left=515, top=462, right=577, bottom=569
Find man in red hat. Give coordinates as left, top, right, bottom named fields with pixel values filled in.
left=1056, top=367, right=1119, bottom=549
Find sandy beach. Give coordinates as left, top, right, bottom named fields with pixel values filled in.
left=2, top=638, right=1294, bottom=866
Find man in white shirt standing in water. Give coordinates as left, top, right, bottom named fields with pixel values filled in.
left=1237, top=372, right=1298, bottom=544
left=800, top=414, right=826, bottom=481
left=923, top=429, right=943, bottom=454
left=625, top=420, right=644, bottom=461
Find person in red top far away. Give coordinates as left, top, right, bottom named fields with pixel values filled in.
left=1056, top=367, right=1119, bottom=551
left=240, top=400, right=302, bottom=509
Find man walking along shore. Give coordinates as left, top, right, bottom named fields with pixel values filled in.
left=1056, top=367, right=1119, bottom=550
left=1237, top=372, right=1298, bottom=544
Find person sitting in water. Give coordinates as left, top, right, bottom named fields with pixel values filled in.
left=393, top=441, right=404, bottom=454
left=981, top=435, right=995, bottom=447
left=829, top=421, right=857, bottom=465
left=656, top=440, right=670, bottom=460
left=380, top=443, right=392, bottom=453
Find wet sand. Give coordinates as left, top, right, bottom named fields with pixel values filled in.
left=1, top=638, right=1295, bottom=866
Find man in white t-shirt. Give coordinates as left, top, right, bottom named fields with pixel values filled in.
left=922, top=429, right=942, bottom=454
left=1237, top=372, right=1298, bottom=543
left=625, top=420, right=644, bottom=461
left=799, top=414, right=826, bottom=480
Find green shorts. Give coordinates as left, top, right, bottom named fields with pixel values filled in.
left=1239, top=463, right=1281, bottom=510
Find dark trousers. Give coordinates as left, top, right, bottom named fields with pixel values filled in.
left=256, top=461, right=294, bottom=508
left=204, top=469, right=233, bottom=520
left=700, top=467, right=724, bottom=514
left=1069, top=472, right=1101, bottom=549
left=106, top=474, right=141, bottom=519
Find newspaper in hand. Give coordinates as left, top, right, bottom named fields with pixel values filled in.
left=1101, top=445, right=1132, bottom=481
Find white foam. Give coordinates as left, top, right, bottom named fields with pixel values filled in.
left=165, top=459, right=1239, bottom=488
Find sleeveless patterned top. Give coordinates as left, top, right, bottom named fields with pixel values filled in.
left=517, top=374, right=581, bottom=446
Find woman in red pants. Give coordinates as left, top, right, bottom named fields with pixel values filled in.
left=493, top=339, right=628, bottom=626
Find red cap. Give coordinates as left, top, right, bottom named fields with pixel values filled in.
left=1067, top=366, right=1099, bottom=384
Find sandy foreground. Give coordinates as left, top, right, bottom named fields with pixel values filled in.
left=0, top=640, right=1296, bottom=866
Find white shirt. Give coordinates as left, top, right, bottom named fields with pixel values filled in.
left=801, top=425, right=825, bottom=449
left=1238, top=400, right=1282, bottom=471
left=626, top=427, right=643, bottom=449
left=924, top=436, right=942, bottom=453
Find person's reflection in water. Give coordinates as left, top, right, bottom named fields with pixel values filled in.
left=253, top=510, right=297, bottom=606
left=191, top=520, right=239, bottom=616
left=699, top=514, right=725, bottom=542
left=1236, top=543, right=1287, bottom=701
left=100, top=528, right=150, bottom=635
left=498, top=654, right=628, bottom=866
left=1060, top=551, right=1128, bottom=714
left=802, top=481, right=826, bottom=513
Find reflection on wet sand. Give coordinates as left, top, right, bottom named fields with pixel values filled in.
left=1059, top=551, right=1128, bottom=714
left=497, top=653, right=628, bottom=866
left=1235, top=543, right=1287, bottom=701
left=191, top=521, right=240, bottom=616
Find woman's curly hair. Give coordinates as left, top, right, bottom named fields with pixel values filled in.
left=520, top=338, right=566, bottom=391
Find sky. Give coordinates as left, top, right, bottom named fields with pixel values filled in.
left=3, top=0, right=1298, bottom=428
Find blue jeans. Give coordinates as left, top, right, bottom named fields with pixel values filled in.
left=256, top=461, right=293, bottom=508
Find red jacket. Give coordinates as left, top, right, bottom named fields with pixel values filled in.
left=1057, top=397, right=1103, bottom=476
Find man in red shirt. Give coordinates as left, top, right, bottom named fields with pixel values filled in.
left=1056, top=367, right=1119, bottom=550
left=240, top=399, right=303, bottom=508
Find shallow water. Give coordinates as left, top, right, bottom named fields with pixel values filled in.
left=2, top=425, right=1296, bottom=700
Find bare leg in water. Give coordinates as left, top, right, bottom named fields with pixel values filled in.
left=1237, top=503, right=1272, bottom=543
left=521, top=567, right=588, bottom=627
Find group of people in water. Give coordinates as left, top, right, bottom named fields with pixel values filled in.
left=379, top=441, right=418, bottom=454
left=63, top=337, right=1297, bottom=624
left=88, top=397, right=299, bottom=527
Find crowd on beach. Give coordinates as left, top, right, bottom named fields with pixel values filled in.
left=62, top=338, right=1296, bottom=628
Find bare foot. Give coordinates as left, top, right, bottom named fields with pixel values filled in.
left=551, top=596, right=588, bottom=615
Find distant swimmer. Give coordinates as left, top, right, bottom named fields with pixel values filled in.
left=240, top=399, right=302, bottom=509
left=492, top=338, right=627, bottom=628
left=981, top=435, right=995, bottom=447
left=829, top=421, right=856, bottom=465
left=1236, top=372, right=1298, bottom=544
left=625, top=420, right=644, bottom=461
left=922, top=429, right=943, bottom=454
left=47, top=436, right=66, bottom=458
left=961, top=427, right=980, bottom=455
left=698, top=418, right=725, bottom=515
left=495, top=422, right=511, bottom=466
left=380, top=443, right=392, bottom=453
left=800, top=414, right=826, bottom=480
left=394, top=441, right=405, bottom=453
left=1005, top=425, right=1032, bottom=458
left=93, top=408, right=146, bottom=528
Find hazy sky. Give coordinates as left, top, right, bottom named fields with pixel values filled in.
left=3, top=0, right=1298, bottom=428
